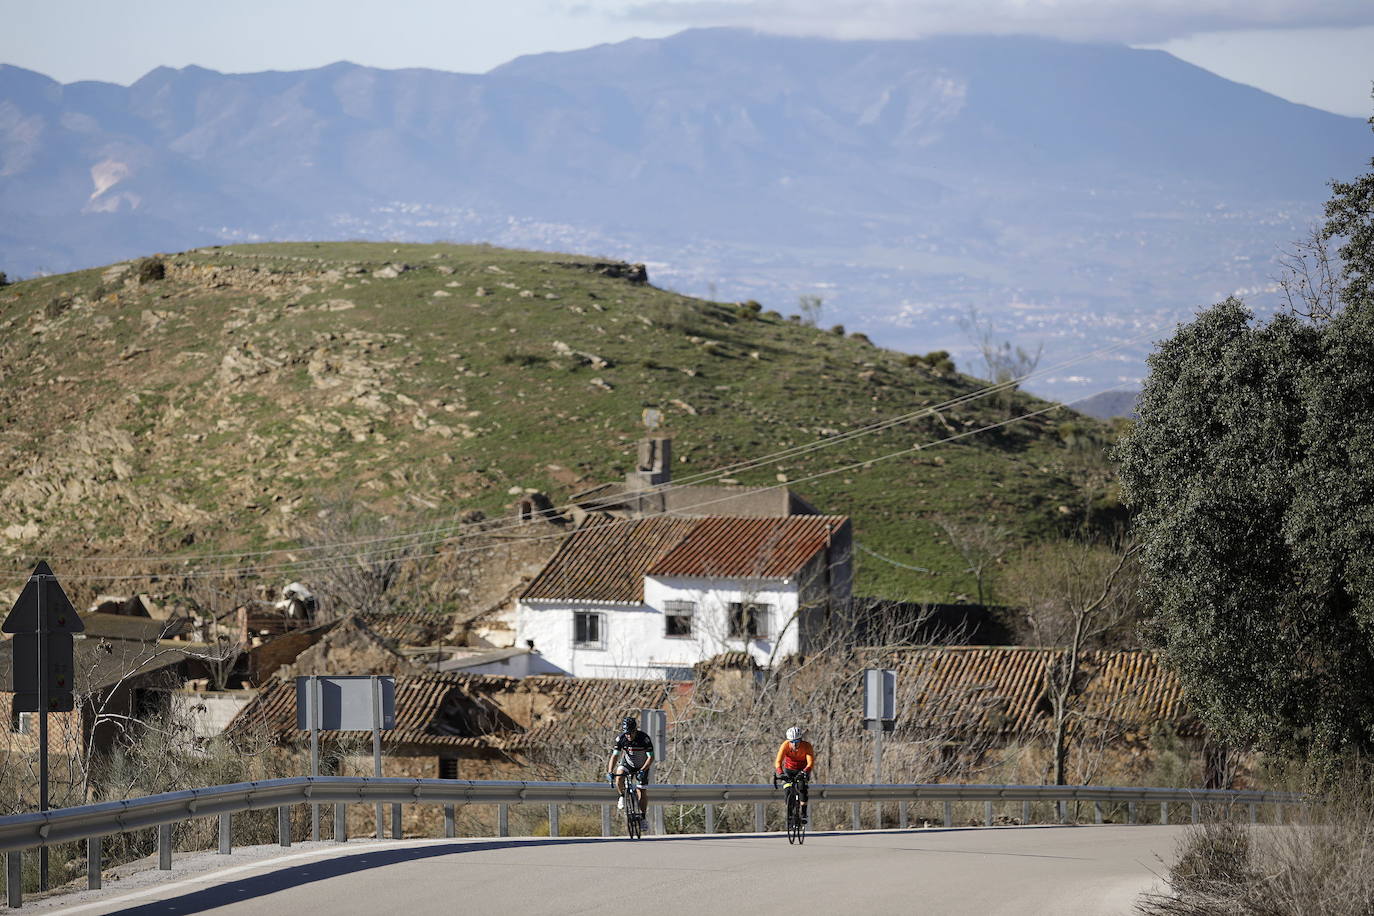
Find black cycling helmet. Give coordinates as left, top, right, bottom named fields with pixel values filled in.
left=621, top=716, right=637, bottom=732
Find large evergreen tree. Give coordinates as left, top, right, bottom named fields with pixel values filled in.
left=1116, top=110, right=1374, bottom=764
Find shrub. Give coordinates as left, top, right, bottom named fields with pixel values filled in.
left=45, top=294, right=74, bottom=318
left=741, top=300, right=762, bottom=313
left=830, top=324, right=846, bottom=335
left=849, top=332, right=872, bottom=345
left=135, top=257, right=166, bottom=283
left=0, top=270, right=10, bottom=287
left=1139, top=772, right=1374, bottom=916
left=501, top=350, right=547, bottom=367
left=763, top=310, right=782, bottom=320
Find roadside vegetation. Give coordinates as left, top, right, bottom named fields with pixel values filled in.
left=1124, top=103, right=1374, bottom=912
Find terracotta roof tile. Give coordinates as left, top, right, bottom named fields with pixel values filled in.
left=521, top=517, right=698, bottom=603
left=649, top=516, right=847, bottom=579
left=874, top=647, right=1198, bottom=739
left=224, top=672, right=681, bottom=751
left=521, top=515, right=849, bottom=603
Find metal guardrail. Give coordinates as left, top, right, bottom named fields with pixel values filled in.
left=1, top=778, right=1305, bottom=908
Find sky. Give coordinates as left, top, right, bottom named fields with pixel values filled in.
left=1, top=0, right=1371, bottom=117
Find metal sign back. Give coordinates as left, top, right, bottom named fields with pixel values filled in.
left=3, top=562, right=82, bottom=634
left=10, top=634, right=74, bottom=696
left=640, top=708, right=667, bottom=762
left=863, top=668, right=897, bottom=721
left=295, top=676, right=396, bottom=731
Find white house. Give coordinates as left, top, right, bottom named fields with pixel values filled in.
left=515, top=515, right=852, bottom=679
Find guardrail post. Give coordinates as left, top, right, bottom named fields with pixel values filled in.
left=899, top=800, right=908, bottom=829
left=984, top=801, right=994, bottom=827
left=219, top=813, right=232, bottom=854
left=548, top=804, right=559, bottom=838
left=159, top=823, right=173, bottom=870
left=654, top=805, right=664, bottom=836
left=335, top=804, right=348, bottom=843
left=1160, top=803, right=1169, bottom=825
left=88, top=836, right=102, bottom=890
left=1191, top=802, right=1200, bottom=824
left=602, top=804, right=612, bottom=837
left=375, top=802, right=384, bottom=841
left=444, top=805, right=456, bottom=839
left=1249, top=802, right=1257, bottom=824
left=1022, top=800, right=1030, bottom=825
left=851, top=802, right=861, bottom=831
left=943, top=801, right=952, bottom=827
left=1057, top=801, right=1066, bottom=824
left=1128, top=802, right=1137, bottom=825
left=1275, top=804, right=1283, bottom=825
left=704, top=804, right=715, bottom=835
left=1094, top=801, right=1103, bottom=825
left=498, top=804, right=509, bottom=837
left=6, top=850, right=21, bottom=909
left=312, top=802, right=320, bottom=843
left=391, top=804, right=402, bottom=839
left=278, top=806, right=292, bottom=847
left=875, top=802, right=882, bottom=830
left=754, top=802, right=765, bottom=832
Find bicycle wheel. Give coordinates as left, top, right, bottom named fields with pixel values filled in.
left=626, top=793, right=642, bottom=839
left=795, top=805, right=806, bottom=845
left=786, top=792, right=799, bottom=845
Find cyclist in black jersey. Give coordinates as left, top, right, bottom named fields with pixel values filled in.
left=606, top=716, right=654, bottom=820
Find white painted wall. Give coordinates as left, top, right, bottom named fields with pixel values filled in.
left=517, top=575, right=802, bottom=679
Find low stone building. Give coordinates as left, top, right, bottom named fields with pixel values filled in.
left=225, top=672, right=682, bottom=834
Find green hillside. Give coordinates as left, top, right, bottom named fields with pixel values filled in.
left=0, top=242, right=1113, bottom=603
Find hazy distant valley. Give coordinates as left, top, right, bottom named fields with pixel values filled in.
left=1, top=29, right=1366, bottom=400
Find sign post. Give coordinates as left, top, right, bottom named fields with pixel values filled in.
left=862, top=668, right=896, bottom=831
left=4, top=561, right=83, bottom=891
left=295, top=675, right=395, bottom=842
left=640, top=709, right=667, bottom=834
left=862, top=668, right=897, bottom=782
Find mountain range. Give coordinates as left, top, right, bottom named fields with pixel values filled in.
left=1, top=29, right=1368, bottom=399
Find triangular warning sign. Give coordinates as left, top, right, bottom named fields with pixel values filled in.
left=2, top=561, right=83, bottom=634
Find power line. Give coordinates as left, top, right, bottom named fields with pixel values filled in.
left=10, top=324, right=1162, bottom=572
left=36, top=379, right=1132, bottom=584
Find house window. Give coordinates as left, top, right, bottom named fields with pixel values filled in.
left=9, top=710, right=35, bottom=734
left=438, top=757, right=460, bottom=780
left=728, top=602, right=771, bottom=640
left=573, top=611, right=606, bottom=649
left=664, top=601, right=695, bottom=638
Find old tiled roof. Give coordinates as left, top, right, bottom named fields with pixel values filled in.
left=522, top=517, right=698, bottom=603
left=78, top=613, right=191, bottom=642
left=358, top=610, right=454, bottom=647
left=877, top=647, right=1197, bottom=739
left=522, top=515, right=848, bottom=603
left=649, top=516, right=847, bottom=579
left=1, top=638, right=195, bottom=695
left=224, top=672, right=680, bottom=751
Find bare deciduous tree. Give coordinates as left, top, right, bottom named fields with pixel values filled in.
left=935, top=516, right=1011, bottom=606
left=1274, top=223, right=1341, bottom=326
left=1007, top=540, right=1141, bottom=785
left=960, top=307, right=1043, bottom=416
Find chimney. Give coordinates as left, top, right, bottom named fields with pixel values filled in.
left=628, top=435, right=672, bottom=489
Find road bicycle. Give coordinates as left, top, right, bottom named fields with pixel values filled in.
left=613, top=772, right=646, bottom=839
left=774, top=772, right=808, bottom=845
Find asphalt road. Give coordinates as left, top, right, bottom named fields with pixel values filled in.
left=29, top=825, right=1187, bottom=916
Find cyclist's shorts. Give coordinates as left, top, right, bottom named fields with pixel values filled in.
left=615, top=764, right=650, bottom=785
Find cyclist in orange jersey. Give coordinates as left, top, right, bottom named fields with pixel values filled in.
left=775, top=726, right=815, bottom=822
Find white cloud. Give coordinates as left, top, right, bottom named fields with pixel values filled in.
left=620, top=0, right=1374, bottom=45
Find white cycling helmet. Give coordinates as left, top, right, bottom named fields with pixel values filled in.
left=785, top=726, right=804, bottom=742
